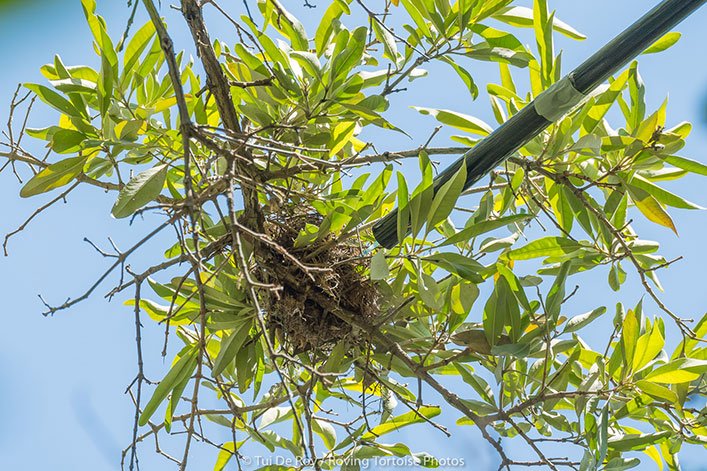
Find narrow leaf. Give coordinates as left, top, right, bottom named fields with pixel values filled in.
left=506, top=236, right=581, bottom=260
left=139, top=347, right=198, bottom=426
left=427, top=161, right=467, bottom=230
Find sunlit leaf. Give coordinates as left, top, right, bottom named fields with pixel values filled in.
left=505, top=236, right=581, bottom=260
left=493, top=6, right=586, bottom=40
left=643, top=32, right=681, bottom=55
left=362, top=406, right=441, bottom=439
left=20, top=156, right=87, bottom=197
left=412, top=107, right=493, bottom=136
left=111, top=164, right=168, bottom=218
left=626, top=183, right=678, bottom=234
left=644, top=358, right=707, bottom=384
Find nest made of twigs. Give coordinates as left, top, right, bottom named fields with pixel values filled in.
left=261, top=209, right=381, bottom=355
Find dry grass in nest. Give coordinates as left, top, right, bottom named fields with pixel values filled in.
left=261, top=209, right=381, bottom=355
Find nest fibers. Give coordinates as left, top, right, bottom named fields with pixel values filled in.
left=262, top=210, right=381, bottom=355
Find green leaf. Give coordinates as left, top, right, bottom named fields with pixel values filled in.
left=643, top=32, right=681, bottom=55
left=614, top=394, right=654, bottom=420
left=662, top=155, right=707, bottom=176
left=412, top=107, right=493, bottom=136
left=20, top=156, right=87, bottom=197
left=439, top=214, right=530, bottom=247
left=454, top=363, right=495, bottom=403
left=627, top=62, right=646, bottom=132
left=423, top=252, right=484, bottom=283
left=533, top=0, right=553, bottom=87
left=49, top=78, right=97, bottom=95
left=626, top=183, right=678, bottom=234
left=24, top=83, right=84, bottom=118
left=362, top=406, right=440, bottom=439
left=214, top=442, right=237, bottom=471
left=329, top=27, right=367, bottom=82
left=212, top=322, right=251, bottom=377
left=609, top=431, right=671, bottom=452
left=635, top=100, right=667, bottom=143
left=329, top=121, right=357, bottom=157
left=370, top=251, right=390, bottom=280
left=635, top=380, right=678, bottom=403
left=139, top=346, right=198, bottom=426
left=643, top=358, right=707, bottom=384
left=582, top=68, right=629, bottom=134
left=604, top=457, right=641, bottom=471
left=409, top=151, right=434, bottom=238
left=260, top=0, right=308, bottom=51
left=111, top=164, right=168, bottom=218
left=312, top=419, right=337, bottom=450
left=621, top=309, right=640, bottom=374
left=123, top=20, right=156, bottom=76
left=466, top=44, right=533, bottom=68
left=372, top=20, right=399, bottom=67
left=51, top=129, right=87, bottom=154
left=630, top=175, right=703, bottom=210
left=98, top=36, right=115, bottom=118
left=505, top=236, right=581, bottom=260
left=499, top=275, right=521, bottom=340
left=563, top=307, right=606, bottom=333
left=545, top=262, right=570, bottom=322
left=439, top=56, right=478, bottom=100
left=427, top=160, right=467, bottom=230
left=483, top=277, right=507, bottom=345
left=315, top=1, right=349, bottom=55
left=632, top=322, right=665, bottom=372
left=417, top=271, right=441, bottom=310
left=291, top=51, right=322, bottom=79
left=165, top=362, right=192, bottom=433
left=548, top=181, right=574, bottom=233
left=492, top=6, right=586, bottom=40
left=399, top=0, right=432, bottom=39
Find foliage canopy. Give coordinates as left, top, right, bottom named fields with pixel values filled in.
left=1, top=0, right=706, bottom=470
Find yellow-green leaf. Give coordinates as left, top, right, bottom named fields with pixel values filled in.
left=621, top=309, right=639, bottom=373
left=635, top=380, right=677, bottom=403
left=632, top=323, right=665, bottom=372
left=609, top=431, right=670, bottom=452
left=492, top=6, right=586, bottom=40
left=412, top=107, right=493, bottom=136
left=662, top=155, right=707, bottom=176
left=643, top=32, right=681, bottom=55
left=20, top=156, right=87, bottom=198
left=362, top=406, right=440, bottom=439
left=626, top=183, right=677, bottom=234
left=506, top=236, right=581, bottom=260
left=631, top=175, right=703, bottom=210
left=329, top=121, right=356, bottom=157
left=643, top=358, right=707, bottom=384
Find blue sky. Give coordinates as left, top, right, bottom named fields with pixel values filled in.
left=0, top=1, right=706, bottom=470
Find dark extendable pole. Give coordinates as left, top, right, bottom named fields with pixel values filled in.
left=372, top=0, right=706, bottom=249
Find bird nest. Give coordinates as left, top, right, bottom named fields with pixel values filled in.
left=261, top=209, right=381, bottom=355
